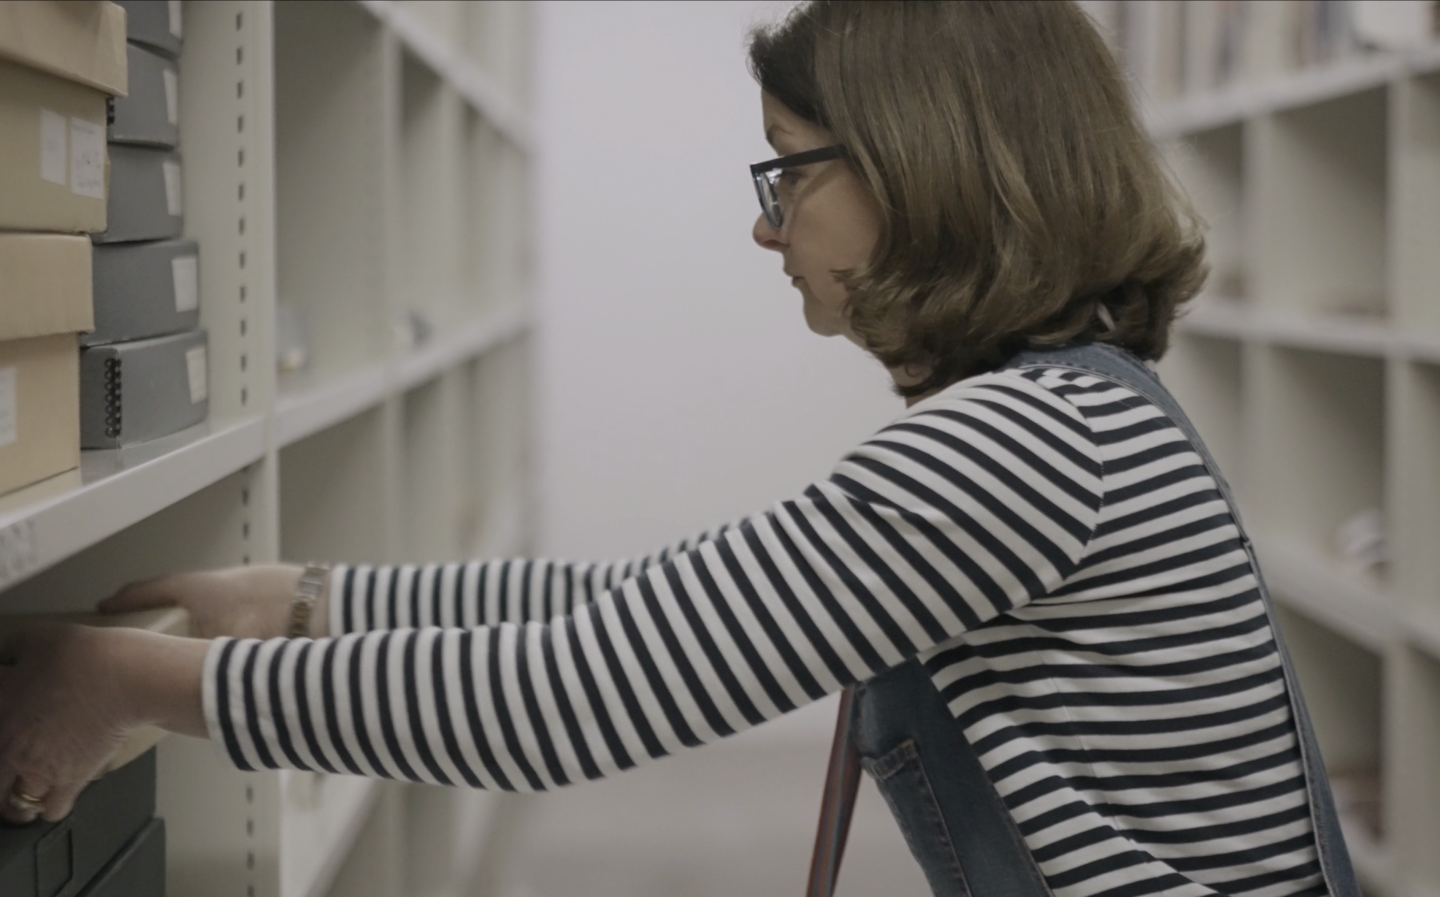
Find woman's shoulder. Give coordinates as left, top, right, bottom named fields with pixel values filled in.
left=903, top=363, right=1160, bottom=429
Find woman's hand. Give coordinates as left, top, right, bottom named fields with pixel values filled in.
left=99, top=564, right=325, bottom=640
left=0, top=624, right=209, bottom=824
left=0, top=623, right=131, bottom=823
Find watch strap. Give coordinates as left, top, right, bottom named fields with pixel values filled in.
left=287, top=563, right=329, bottom=639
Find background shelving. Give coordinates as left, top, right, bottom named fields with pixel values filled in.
left=0, top=1, right=536, bottom=895
left=1118, top=2, right=1440, bottom=895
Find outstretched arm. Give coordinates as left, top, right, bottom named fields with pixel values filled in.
left=327, top=520, right=738, bottom=635
left=0, top=373, right=1103, bottom=818
left=207, top=376, right=1103, bottom=789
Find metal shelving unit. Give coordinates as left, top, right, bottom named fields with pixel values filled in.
left=1137, top=16, right=1440, bottom=897
left=0, top=2, right=534, bottom=895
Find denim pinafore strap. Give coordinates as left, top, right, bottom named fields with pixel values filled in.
left=849, top=342, right=1361, bottom=897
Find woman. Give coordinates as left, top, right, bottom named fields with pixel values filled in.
left=0, top=3, right=1359, bottom=897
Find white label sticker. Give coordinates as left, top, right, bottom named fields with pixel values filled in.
left=68, top=118, right=105, bottom=199
left=40, top=109, right=66, bottom=185
left=172, top=255, right=199, bottom=312
left=186, top=345, right=207, bottom=404
left=163, top=160, right=182, bottom=217
left=0, top=367, right=16, bottom=448
left=169, top=0, right=183, bottom=37
left=163, top=68, right=179, bottom=126
left=0, top=519, right=38, bottom=590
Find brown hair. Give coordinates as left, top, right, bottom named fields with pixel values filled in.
left=748, top=0, right=1207, bottom=397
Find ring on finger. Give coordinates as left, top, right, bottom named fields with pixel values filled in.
left=8, top=788, right=44, bottom=814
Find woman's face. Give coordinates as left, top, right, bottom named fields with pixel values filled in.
left=753, top=92, right=883, bottom=344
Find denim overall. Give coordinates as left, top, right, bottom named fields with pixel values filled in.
left=850, top=343, right=1362, bottom=897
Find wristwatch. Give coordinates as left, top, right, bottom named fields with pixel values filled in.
left=287, top=563, right=330, bottom=638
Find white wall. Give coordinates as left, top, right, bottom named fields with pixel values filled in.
left=532, top=0, right=902, bottom=565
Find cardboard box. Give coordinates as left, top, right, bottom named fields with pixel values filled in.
left=80, top=329, right=208, bottom=448
left=108, top=42, right=176, bottom=147
left=115, top=0, right=181, bottom=59
left=88, top=238, right=199, bottom=345
left=0, top=58, right=110, bottom=232
left=0, top=234, right=95, bottom=338
left=0, top=1, right=128, bottom=95
left=0, top=234, right=93, bottom=496
left=92, top=144, right=181, bottom=242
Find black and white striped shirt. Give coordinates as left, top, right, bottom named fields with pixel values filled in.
left=205, top=366, right=1322, bottom=897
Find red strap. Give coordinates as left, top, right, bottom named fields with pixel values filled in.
left=806, top=686, right=863, bottom=897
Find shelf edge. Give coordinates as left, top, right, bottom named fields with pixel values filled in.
left=0, top=418, right=268, bottom=592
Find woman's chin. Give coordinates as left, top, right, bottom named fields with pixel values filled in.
left=801, top=296, right=843, bottom=337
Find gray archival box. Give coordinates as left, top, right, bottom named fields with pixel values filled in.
left=109, top=43, right=178, bottom=148
left=0, top=751, right=157, bottom=897
left=74, top=820, right=165, bottom=897
left=93, top=145, right=183, bottom=244
left=115, top=0, right=182, bottom=58
left=88, top=239, right=200, bottom=346
left=80, top=329, right=210, bottom=449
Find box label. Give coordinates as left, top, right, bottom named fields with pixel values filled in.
left=69, top=118, right=105, bottom=199
left=164, top=68, right=179, bottom=126
left=172, top=255, right=199, bottom=312
left=0, top=367, right=15, bottom=448
left=169, top=0, right=183, bottom=37
left=0, top=520, right=37, bottom=591
left=40, top=110, right=67, bottom=186
left=163, top=161, right=183, bottom=217
left=186, top=345, right=207, bottom=404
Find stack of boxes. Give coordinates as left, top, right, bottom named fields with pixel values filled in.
left=0, top=1, right=121, bottom=496
left=85, top=0, right=206, bottom=449
left=0, top=3, right=179, bottom=892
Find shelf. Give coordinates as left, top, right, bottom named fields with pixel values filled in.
left=1158, top=331, right=1244, bottom=490
left=401, top=372, right=467, bottom=562
left=1252, top=86, right=1389, bottom=319
left=280, top=406, right=392, bottom=566
left=1393, top=68, right=1440, bottom=336
left=276, top=363, right=391, bottom=448
left=1178, top=301, right=1393, bottom=357
left=403, top=787, right=504, bottom=896
left=1149, top=50, right=1427, bottom=140
left=281, top=773, right=383, bottom=897
left=275, top=304, right=528, bottom=449
left=274, top=0, right=389, bottom=383
left=356, top=0, right=532, bottom=150
left=1257, top=538, right=1399, bottom=653
left=1249, top=347, right=1387, bottom=566
left=1270, top=603, right=1387, bottom=851
left=394, top=302, right=528, bottom=392
left=400, top=48, right=465, bottom=328
left=0, top=418, right=267, bottom=592
left=1395, top=650, right=1440, bottom=897
left=1391, top=362, right=1440, bottom=621
left=1339, top=814, right=1394, bottom=897
left=1164, top=123, right=1245, bottom=297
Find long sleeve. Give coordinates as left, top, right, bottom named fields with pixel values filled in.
left=205, top=373, right=1104, bottom=790
left=326, top=523, right=739, bottom=635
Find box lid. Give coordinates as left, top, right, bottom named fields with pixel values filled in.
left=0, top=233, right=94, bottom=339
left=0, top=1, right=128, bottom=96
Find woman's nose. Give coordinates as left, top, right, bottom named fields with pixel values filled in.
left=752, top=213, right=785, bottom=252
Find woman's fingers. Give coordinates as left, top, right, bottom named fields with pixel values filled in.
left=0, top=774, right=49, bottom=825
left=98, top=578, right=179, bottom=614
left=38, top=781, right=84, bottom=823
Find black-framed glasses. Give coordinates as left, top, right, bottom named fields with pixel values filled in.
left=750, top=144, right=846, bottom=230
